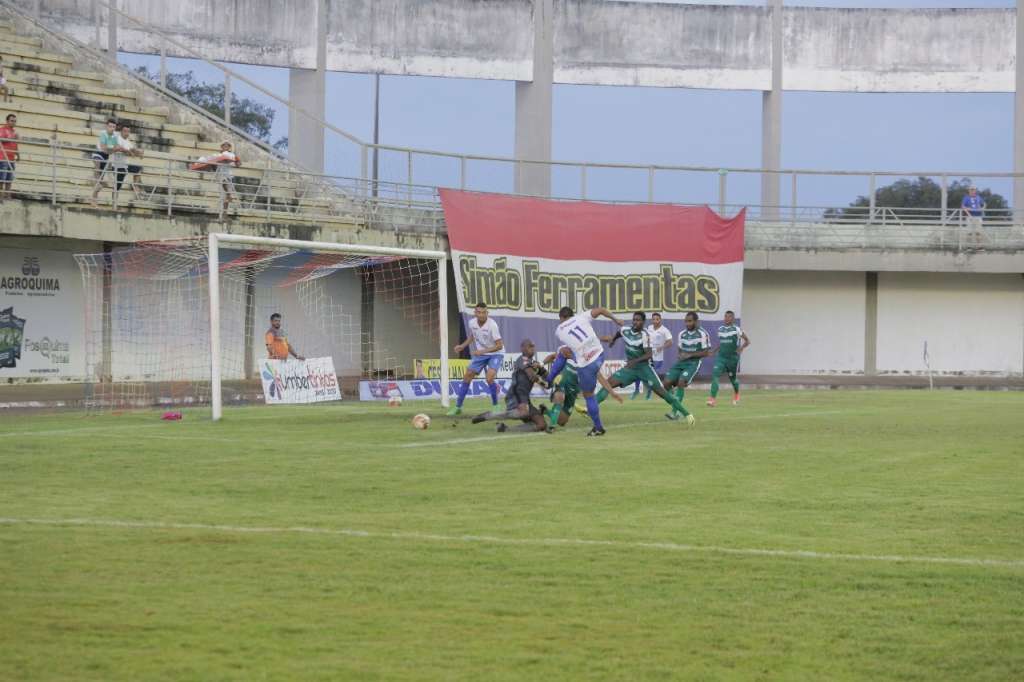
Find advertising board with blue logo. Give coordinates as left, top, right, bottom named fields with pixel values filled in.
left=260, top=357, right=342, bottom=404
left=0, top=248, right=84, bottom=378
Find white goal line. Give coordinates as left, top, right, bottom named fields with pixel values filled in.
left=0, top=517, right=1019, bottom=570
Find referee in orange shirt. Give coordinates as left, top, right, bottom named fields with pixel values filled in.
left=265, top=313, right=305, bottom=361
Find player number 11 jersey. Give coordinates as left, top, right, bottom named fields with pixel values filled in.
left=556, top=312, right=604, bottom=368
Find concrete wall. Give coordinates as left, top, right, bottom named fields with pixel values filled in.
left=741, top=270, right=867, bottom=375
left=876, top=272, right=1024, bottom=375
left=740, top=270, right=1024, bottom=376
left=324, top=0, right=533, bottom=79
left=36, top=0, right=1015, bottom=93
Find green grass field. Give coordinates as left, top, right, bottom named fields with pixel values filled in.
left=1, top=389, right=1022, bottom=681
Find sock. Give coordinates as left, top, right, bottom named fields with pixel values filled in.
left=585, top=395, right=603, bottom=431
left=632, top=380, right=641, bottom=394
left=645, top=384, right=654, bottom=399
left=455, top=380, right=470, bottom=407
left=488, top=381, right=499, bottom=406
left=710, top=374, right=720, bottom=398
left=547, top=354, right=567, bottom=382
left=674, top=386, right=685, bottom=402
left=731, top=377, right=740, bottom=394
left=547, top=404, right=562, bottom=427
left=595, top=388, right=609, bottom=404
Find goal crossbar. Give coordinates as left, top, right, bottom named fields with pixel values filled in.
left=207, top=233, right=450, bottom=420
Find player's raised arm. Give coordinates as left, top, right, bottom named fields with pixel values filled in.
left=589, top=307, right=625, bottom=328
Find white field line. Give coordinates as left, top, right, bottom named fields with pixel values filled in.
left=0, top=423, right=172, bottom=438
left=400, top=409, right=849, bottom=449
left=0, top=517, right=1019, bottom=570
left=0, top=409, right=383, bottom=438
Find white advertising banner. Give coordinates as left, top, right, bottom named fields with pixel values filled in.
left=259, top=356, right=342, bottom=404
left=0, top=248, right=85, bottom=379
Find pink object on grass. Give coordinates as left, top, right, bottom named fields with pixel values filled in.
left=161, top=411, right=183, bottom=421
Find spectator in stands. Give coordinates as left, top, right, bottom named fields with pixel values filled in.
left=215, top=140, right=241, bottom=213
left=90, top=118, right=119, bottom=206
left=961, top=185, right=985, bottom=238
left=0, top=113, right=19, bottom=200
left=0, top=57, right=11, bottom=103
left=111, top=123, right=145, bottom=201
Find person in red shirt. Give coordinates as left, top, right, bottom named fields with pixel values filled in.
left=0, top=113, right=18, bottom=200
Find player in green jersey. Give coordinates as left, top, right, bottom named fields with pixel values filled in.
left=663, top=312, right=712, bottom=405
left=579, top=312, right=695, bottom=425
left=708, top=310, right=750, bottom=407
left=543, top=346, right=622, bottom=427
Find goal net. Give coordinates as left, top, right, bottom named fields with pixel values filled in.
left=74, top=235, right=449, bottom=418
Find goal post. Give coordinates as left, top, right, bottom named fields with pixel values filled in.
left=76, top=234, right=450, bottom=418
left=207, top=233, right=449, bottom=421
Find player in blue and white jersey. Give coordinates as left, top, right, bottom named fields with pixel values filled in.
left=546, top=305, right=624, bottom=436
left=447, top=302, right=503, bottom=416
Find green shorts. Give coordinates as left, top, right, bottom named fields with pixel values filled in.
left=612, top=362, right=663, bottom=389
left=553, top=374, right=579, bottom=412
left=666, top=358, right=702, bottom=387
left=712, top=356, right=740, bottom=379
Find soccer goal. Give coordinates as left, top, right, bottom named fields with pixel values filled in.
left=75, top=234, right=450, bottom=419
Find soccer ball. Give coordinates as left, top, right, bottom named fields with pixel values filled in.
left=387, top=395, right=403, bottom=407
left=412, top=413, right=431, bottom=430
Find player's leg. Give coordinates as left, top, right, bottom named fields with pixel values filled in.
left=557, top=391, right=574, bottom=426
left=728, top=359, right=741, bottom=405
left=708, top=358, right=725, bottom=406
left=577, top=369, right=622, bottom=415
left=594, top=370, right=627, bottom=405
left=547, top=388, right=565, bottom=427
left=631, top=376, right=641, bottom=399
left=526, top=404, right=550, bottom=432
left=645, top=361, right=664, bottom=400
left=644, top=365, right=693, bottom=423
left=664, top=362, right=682, bottom=398
left=598, top=371, right=624, bottom=404
left=578, top=358, right=606, bottom=436
left=448, top=361, right=482, bottom=415
left=476, top=400, right=527, bottom=426
left=484, top=355, right=501, bottom=406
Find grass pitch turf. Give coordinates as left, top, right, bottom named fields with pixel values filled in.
left=1, top=389, right=1021, bottom=680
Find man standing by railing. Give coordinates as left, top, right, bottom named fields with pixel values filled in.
left=961, top=185, right=985, bottom=241
left=0, top=113, right=18, bottom=200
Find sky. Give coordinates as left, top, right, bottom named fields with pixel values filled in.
left=118, top=0, right=1016, bottom=209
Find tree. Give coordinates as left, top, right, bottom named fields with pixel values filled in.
left=135, top=67, right=288, bottom=150
left=825, top=177, right=1009, bottom=222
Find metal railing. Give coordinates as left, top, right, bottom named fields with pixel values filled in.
left=4, top=137, right=1023, bottom=253
left=1, top=137, right=445, bottom=230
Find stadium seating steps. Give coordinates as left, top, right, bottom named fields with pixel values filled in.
left=0, top=18, right=363, bottom=224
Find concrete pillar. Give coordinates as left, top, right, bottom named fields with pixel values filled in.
left=514, top=0, right=554, bottom=197
left=1015, top=0, right=1024, bottom=217
left=106, top=0, right=117, bottom=62
left=864, top=271, right=878, bottom=376
left=761, top=0, right=783, bottom=220
left=287, top=0, right=327, bottom=173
